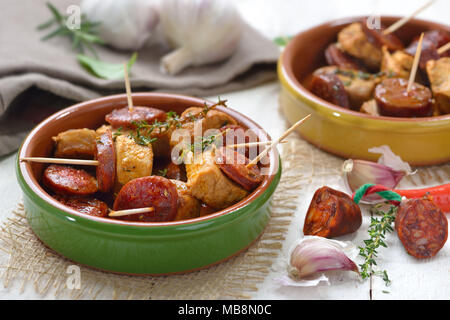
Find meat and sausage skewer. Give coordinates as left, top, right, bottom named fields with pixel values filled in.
left=113, top=176, right=179, bottom=222
left=374, top=34, right=434, bottom=118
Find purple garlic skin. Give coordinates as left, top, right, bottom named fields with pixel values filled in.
left=289, top=237, right=359, bottom=279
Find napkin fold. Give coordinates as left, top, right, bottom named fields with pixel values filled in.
left=0, top=0, right=280, bottom=156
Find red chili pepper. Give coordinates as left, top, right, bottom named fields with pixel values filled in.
left=394, top=183, right=450, bottom=213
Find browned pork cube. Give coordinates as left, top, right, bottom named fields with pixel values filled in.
left=381, top=47, right=414, bottom=80
left=170, top=179, right=201, bottom=221
left=186, top=150, right=248, bottom=210
left=427, top=57, right=450, bottom=114
left=115, top=135, right=154, bottom=186
left=52, top=128, right=97, bottom=159
left=338, top=23, right=382, bottom=71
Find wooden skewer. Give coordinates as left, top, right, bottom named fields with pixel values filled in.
left=109, top=207, right=154, bottom=217
left=246, top=114, right=311, bottom=168
left=124, top=63, right=134, bottom=113
left=437, top=42, right=450, bottom=55
left=20, top=157, right=99, bottom=166
left=383, top=0, right=436, bottom=35
left=407, top=32, right=425, bottom=93
left=226, top=140, right=288, bottom=149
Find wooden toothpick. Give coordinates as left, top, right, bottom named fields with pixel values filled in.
left=383, top=0, right=436, bottom=35
left=407, top=32, right=424, bottom=92
left=437, top=42, right=450, bottom=55
left=246, top=114, right=311, bottom=167
left=20, top=157, right=99, bottom=166
left=109, top=207, right=154, bottom=218
left=124, top=63, right=134, bottom=113
left=226, top=140, right=288, bottom=149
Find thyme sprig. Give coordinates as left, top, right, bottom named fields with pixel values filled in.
left=359, top=204, right=397, bottom=286
left=126, top=98, right=227, bottom=147
left=37, top=2, right=104, bottom=57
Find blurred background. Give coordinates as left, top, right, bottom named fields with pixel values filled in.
left=231, top=0, right=448, bottom=38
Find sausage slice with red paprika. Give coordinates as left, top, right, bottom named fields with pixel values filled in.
left=303, top=186, right=362, bottom=238
left=395, top=197, right=448, bottom=259
left=215, top=147, right=263, bottom=192
left=113, top=176, right=178, bottom=222
left=361, top=21, right=404, bottom=51
left=105, top=106, right=167, bottom=129
left=95, top=129, right=116, bottom=193
left=43, top=164, right=98, bottom=196
left=374, top=78, right=433, bottom=117
left=310, top=73, right=350, bottom=109
left=53, top=195, right=109, bottom=218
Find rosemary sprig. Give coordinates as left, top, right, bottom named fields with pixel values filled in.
left=358, top=204, right=397, bottom=286
left=38, top=2, right=104, bottom=57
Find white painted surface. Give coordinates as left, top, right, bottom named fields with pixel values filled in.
left=0, top=0, right=449, bottom=299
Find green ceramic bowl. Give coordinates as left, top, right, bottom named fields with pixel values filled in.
left=16, top=93, right=281, bottom=275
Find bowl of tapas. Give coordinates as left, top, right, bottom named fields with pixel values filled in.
left=16, top=92, right=283, bottom=275
left=278, top=16, right=450, bottom=166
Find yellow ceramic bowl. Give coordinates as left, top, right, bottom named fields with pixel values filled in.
left=278, top=16, right=450, bottom=166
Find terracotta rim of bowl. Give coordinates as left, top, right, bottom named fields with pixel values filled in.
left=280, top=15, right=450, bottom=123
left=18, top=92, right=280, bottom=228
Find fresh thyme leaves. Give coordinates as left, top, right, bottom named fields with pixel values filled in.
left=158, top=169, right=168, bottom=177
left=166, top=111, right=182, bottom=128
left=190, top=133, right=221, bottom=152
left=38, top=2, right=104, bottom=58
left=127, top=121, right=157, bottom=146
left=359, top=204, right=397, bottom=286
left=334, top=68, right=381, bottom=81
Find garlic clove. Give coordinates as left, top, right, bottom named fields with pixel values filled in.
left=342, top=145, right=413, bottom=203
left=343, top=159, right=406, bottom=202
left=289, top=237, right=359, bottom=280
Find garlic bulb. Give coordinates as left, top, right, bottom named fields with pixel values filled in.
left=81, top=0, right=160, bottom=51
left=159, top=0, right=243, bottom=74
left=289, top=236, right=359, bottom=280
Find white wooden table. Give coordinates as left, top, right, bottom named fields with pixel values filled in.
left=0, top=0, right=448, bottom=300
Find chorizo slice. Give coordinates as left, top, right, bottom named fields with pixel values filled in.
left=310, top=73, right=351, bottom=108
left=215, top=147, right=263, bottom=192
left=53, top=195, right=108, bottom=217
left=395, top=198, right=448, bottom=259
left=405, top=30, right=450, bottom=71
left=325, top=43, right=367, bottom=71
left=113, top=176, right=178, bottom=222
left=105, top=106, right=167, bottom=129
left=95, top=129, right=116, bottom=193
left=43, top=164, right=98, bottom=196
left=303, top=186, right=362, bottom=238
left=219, top=124, right=259, bottom=158
left=163, top=162, right=187, bottom=182
left=361, top=22, right=404, bottom=51
left=374, top=78, right=433, bottom=117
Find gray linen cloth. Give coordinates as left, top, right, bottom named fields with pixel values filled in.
left=0, top=0, right=280, bottom=156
